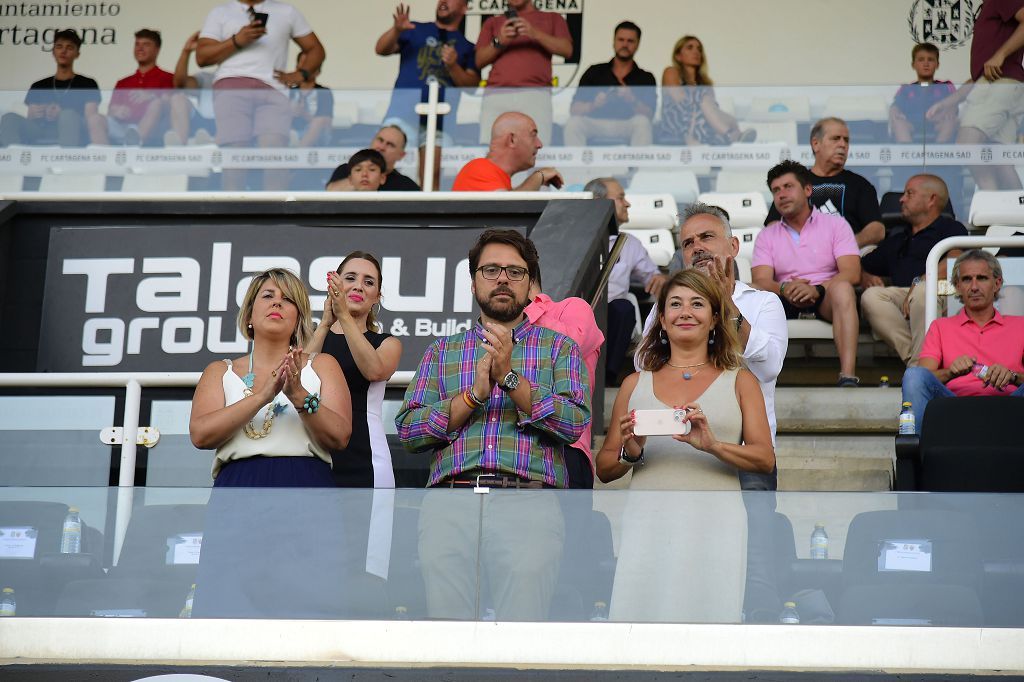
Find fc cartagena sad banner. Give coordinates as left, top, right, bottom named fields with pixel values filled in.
left=39, top=224, right=496, bottom=373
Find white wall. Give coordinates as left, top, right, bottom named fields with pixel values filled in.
left=0, top=0, right=973, bottom=94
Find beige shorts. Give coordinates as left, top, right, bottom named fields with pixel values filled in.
left=213, top=76, right=291, bottom=145
left=960, top=78, right=1024, bottom=144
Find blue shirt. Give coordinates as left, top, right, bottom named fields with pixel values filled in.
left=384, top=22, right=476, bottom=128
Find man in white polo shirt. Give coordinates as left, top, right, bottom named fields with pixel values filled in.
left=197, top=0, right=325, bottom=190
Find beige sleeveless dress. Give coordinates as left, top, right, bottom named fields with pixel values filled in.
left=609, top=369, right=747, bottom=623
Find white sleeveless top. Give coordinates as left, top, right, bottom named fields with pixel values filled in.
left=212, top=357, right=331, bottom=479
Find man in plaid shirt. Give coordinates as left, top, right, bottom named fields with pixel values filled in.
left=396, top=228, right=590, bottom=620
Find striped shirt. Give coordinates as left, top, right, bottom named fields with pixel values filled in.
left=395, top=318, right=590, bottom=488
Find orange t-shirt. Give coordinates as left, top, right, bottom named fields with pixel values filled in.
left=451, top=157, right=512, bottom=191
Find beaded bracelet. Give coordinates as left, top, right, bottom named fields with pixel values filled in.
left=302, top=392, right=320, bottom=414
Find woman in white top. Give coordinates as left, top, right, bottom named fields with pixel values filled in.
left=189, top=268, right=354, bottom=618
left=596, top=269, right=774, bottom=623
left=190, top=267, right=352, bottom=486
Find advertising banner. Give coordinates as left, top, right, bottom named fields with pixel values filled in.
left=39, top=224, right=497, bottom=373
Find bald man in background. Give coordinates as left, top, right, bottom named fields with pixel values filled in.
left=452, top=111, right=563, bottom=191
left=860, top=174, right=967, bottom=366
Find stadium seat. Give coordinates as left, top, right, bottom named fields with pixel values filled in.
left=836, top=509, right=984, bottom=626
left=738, top=120, right=799, bottom=147
left=897, top=397, right=1023, bottom=493
left=968, top=190, right=1024, bottom=228
left=38, top=174, right=105, bottom=193
left=621, top=192, right=679, bottom=230
left=731, top=231, right=760, bottom=268
left=0, top=175, right=24, bottom=193
left=747, top=96, right=811, bottom=122
left=621, top=228, right=676, bottom=267
left=121, top=174, right=189, bottom=193
left=331, top=99, right=359, bottom=130
left=627, top=169, right=699, bottom=206
left=734, top=253, right=752, bottom=282
left=697, top=191, right=768, bottom=228
left=714, top=169, right=773, bottom=206
left=824, top=95, right=890, bottom=123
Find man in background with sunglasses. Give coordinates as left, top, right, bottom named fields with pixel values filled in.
left=397, top=228, right=590, bottom=621
left=860, top=174, right=966, bottom=367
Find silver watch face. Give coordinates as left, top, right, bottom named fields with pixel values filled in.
left=502, top=370, right=520, bottom=391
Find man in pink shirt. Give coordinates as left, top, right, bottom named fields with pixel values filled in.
left=526, top=276, right=603, bottom=488
left=475, top=0, right=573, bottom=145
left=752, top=160, right=862, bottom=386
left=902, top=249, right=1024, bottom=426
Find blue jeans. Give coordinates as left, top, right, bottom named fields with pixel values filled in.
left=902, top=366, right=1024, bottom=426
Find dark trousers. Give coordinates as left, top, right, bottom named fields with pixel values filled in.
left=740, top=467, right=781, bottom=622
left=606, top=298, right=636, bottom=379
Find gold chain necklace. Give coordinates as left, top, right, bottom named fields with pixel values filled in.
left=244, top=401, right=285, bottom=440
left=666, top=359, right=707, bottom=381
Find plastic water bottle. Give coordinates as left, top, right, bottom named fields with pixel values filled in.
left=179, top=584, right=195, bottom=618
left=879, top=375, right=890, bottom=388
left=589, top=601, right=609, bottom=622
left=779, top=601, right=800, bottom=624
left=0, top=587, right=15, bottom=617
left=60, top=507, right=82, bottom=554
left=898, top=401, right=916, bottom=435
left=810, top=523, right=829, bottom=560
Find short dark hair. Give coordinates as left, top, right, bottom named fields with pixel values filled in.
left=379, top=124, right=408, bottom=150
left=468, top=229, right=540, bottom=283
left=767, top=159, right=814, bottom=190
left=134, top=28, right=162, bottom=48
left=615, top=21, right=641, bottom=40
left=54, top=29, right=82, bottom=48
left=348, top=148, right=387, bottom=173
left=912, top=42, right=939, bottom=60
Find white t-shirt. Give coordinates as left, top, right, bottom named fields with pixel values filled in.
left=200, top=0, right=313, bottom=93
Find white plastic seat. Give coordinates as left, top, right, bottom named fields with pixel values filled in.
left=619, top=228, right=676, bottom=267
left=969, top=190, right=1024, bottom=228
left=697, top=191, right=767, bottom=228
left=787, top=319, right=835, bottom=340
left=737, top=120, right=799, bottom=146
left=735, top=254, right=752, bottom=283
left=730, top=227, right=761, bottom=263
left=552, top=88, right=574, bottom=127
left=121, top=174, right=189, bottom=192
left=747, top=96, right=811, bottom=122
left=824, top=95, right=890, bottom=122
left=627, top=169, right=699, bottom=206
left=330, top=100, right=359, bottom=129
left=0, top=175, right=24, bottom=193
left=455, top=92, right=483, bottom=125
left=38, top=174, right=105, bottom=193
left=714, top=169, right=773, bottom=206
left=621, top=193, right=679, bottom=230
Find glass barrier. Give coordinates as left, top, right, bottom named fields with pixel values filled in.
left=1, top=83, right=1022, bottom=210
left=1, top=486, right=1022, bottom=627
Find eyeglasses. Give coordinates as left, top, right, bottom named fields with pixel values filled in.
left=476, top=265, right=528, bottom=281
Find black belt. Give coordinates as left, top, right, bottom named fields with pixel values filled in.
left=438, top=470, right=552, bottom=489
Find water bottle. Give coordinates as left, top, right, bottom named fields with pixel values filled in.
left=0, top=587, right=15, bottom=617
left=810, top=523, right=829, bottom=560
left=879, top=375, right=890, bottom=388
left=898, top=401, right=916, bottom=435
left=179, top=584, right=196, bottom=618
left=779, top=601, right=800, bottom=624
left=60, top=507, right=82, bottom=554
left=589, top=600, right=609, bottom=622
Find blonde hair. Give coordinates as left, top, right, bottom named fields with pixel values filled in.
left=237, top=268, right=314, bottom=348
left=670, top=35, right=713, bottom=86
left=636, top=269, right=742, bottom=372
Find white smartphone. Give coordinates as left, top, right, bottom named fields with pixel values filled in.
left=632, top=408, right=692, bottom=436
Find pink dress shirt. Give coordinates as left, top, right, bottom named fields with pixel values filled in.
left=525, top=293, right=604, bottom=464
left=920, top=309, right=1024, bottom=396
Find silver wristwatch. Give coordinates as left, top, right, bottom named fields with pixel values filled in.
left=500, top=370, right=520, bottom=391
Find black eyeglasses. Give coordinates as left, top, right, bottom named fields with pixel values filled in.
left=476, top=265, right=528, bottom=281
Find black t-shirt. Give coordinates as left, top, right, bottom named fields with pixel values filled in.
left=766, top=168, right=882, bottom=234
left=24, top=74, right=101, bottom=116
left=861, top=215, right=968, bottom=286
left=572, top=59, right=658, bottom=120
left=327, top=163, right=421, bottom=191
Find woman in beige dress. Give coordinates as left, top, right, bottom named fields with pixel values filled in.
left=596, top=269, right=774, bottom=623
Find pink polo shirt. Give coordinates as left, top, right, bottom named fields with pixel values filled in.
left=752, top=208, right=859, bottom=285
left=920, top=309, right=1024, bottom=396
left=525, top=293, right=604, bottom=463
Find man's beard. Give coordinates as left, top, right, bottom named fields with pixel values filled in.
left=477, top=288, right=527, bottom=323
